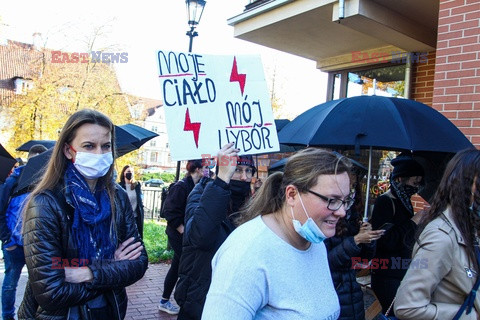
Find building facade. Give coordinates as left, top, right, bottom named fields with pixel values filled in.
left=228, top=0, right=479, bottom=146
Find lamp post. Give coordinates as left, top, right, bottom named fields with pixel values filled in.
left=175, top=0, right=206, bottom=181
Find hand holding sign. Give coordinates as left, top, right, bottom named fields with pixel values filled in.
left=217, top=142, right=239, bottom=184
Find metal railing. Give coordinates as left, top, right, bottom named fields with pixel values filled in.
left=142, top=187, right=163, bottom=220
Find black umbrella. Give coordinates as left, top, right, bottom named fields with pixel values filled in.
left=278, top=96, right=474, bottom=218
left=16, top=140, right=56, bottom=152
left=0, top=143, right=17, bottom=183
left=13, top=147, right=52, bottom=195
left=13, top=124, right=159, bottom=194
left=278, top=96, right=472, bottom=152
left=116, top=124, right=159, bottom=157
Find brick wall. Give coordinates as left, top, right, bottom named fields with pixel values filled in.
left=433, top=0, right=480, bottom=146
left=411, top=52, right=436, bottom=106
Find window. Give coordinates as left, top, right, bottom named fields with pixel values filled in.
left=150, top=152, right=158, bottom=163
left=327, top=64, right=406, bottom=100
left=13, top=77, right=34, bottom=95
left=151, top=125, right=158, bottom=133
left=150, top=139, right=156, bottom=147
left=347, top=65, right=405, bottom=98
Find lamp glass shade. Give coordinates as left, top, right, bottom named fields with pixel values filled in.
left=186, top=0, right=206, bottom=26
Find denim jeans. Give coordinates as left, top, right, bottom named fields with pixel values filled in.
left=2, top=245, right=25, bottom=320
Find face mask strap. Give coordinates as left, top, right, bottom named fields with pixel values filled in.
left=67, top=144, right=77, bottom=162
left=298, top=194, right=311, bottom=220
left=290, top=206, right=296, bottom=220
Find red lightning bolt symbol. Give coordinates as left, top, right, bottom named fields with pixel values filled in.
left=230, top=56, right=246, bottom=95
left=183, top=108, right=201, bottom=148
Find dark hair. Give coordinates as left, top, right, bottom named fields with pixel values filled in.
left=237, top=148, right=352, bottom=225
left=186, top=159, right=203, bottom=174
left=417, top=148, right=480, bottom=270
left=27, top=144, right=48, bottom=158
left=119, top=165, right=138, bottom=190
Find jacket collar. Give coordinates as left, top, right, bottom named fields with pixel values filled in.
left=441, top=207, right=466, bottom=245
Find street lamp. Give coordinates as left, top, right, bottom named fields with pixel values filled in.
left=186, top=0, right=206, bottom=53
left=175, top=0, right=206, bottom=181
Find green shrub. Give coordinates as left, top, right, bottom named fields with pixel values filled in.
left=160, top=172, right=177, bottom=184
left=143, top=220, right=174, bottom=263
left=140, top=172, right=183, bottom=184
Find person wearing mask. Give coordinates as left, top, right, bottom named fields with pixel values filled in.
left=18, top=109, right=148, bottom=319
left=158, top=159, right=207, bottom=315
left=395, top=149, right=480, bottom=319
left=119, top=165, right=144, bottom=238
left=324, top=177, right=384, bottom=320
left=201, top=148, right=353, bottom=319
left=370, top=154, right=425, bottom=317
left=0, top=144, right=47, bottom=320
left=174, top=142, right=255, bottom=320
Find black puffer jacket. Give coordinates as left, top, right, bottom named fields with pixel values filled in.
left=174, top=177, right=236, bottom=320
left=163, top=175, right=195, bottom=237
left=324, top=214, right=375, bottom=320
left=18, top=183, right=148, bottom=320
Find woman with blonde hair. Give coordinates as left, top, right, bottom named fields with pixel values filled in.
left=202, top=148, right=353, bottom=319
left=119, top=165, right=144, bottom=238
left=18, top=109, right=148, bottom=319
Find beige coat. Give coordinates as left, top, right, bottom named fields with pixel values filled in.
left=395, top=208, right=480, bottom=320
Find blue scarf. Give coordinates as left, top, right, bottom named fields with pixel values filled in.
left=64, top=162, right=116, bottom=262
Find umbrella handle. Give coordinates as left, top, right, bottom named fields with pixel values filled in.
left=363, top=147, right=373, bottom=222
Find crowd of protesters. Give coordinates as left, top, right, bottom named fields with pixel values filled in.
left=1, top=108, right=480, bottom=320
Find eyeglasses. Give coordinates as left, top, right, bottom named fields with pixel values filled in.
left=307, top=190, right=355, bottom=211
left=234, top=168, right=253, bottom=177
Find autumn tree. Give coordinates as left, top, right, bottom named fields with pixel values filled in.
left=2, top=27, right=138, bottom=169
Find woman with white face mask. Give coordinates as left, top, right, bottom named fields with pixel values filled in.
left=18, top=109, right=148, bottom=320
left=202, top=148, right=352, bottom=320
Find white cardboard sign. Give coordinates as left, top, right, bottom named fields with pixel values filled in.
left=157, top=50, right=280, bottom=160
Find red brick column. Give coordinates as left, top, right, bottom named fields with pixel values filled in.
left=411, top=52, right=436, bottom=106
left=433, top=0, right=480, bottom=146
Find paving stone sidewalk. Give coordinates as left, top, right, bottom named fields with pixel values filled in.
left=125, top=263, right=178, bottom=320
left=1, top=259, right=379, bottom=319
left=0, top=260, right=177, bottom=320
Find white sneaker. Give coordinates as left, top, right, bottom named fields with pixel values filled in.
left=158, top=300, right=180, bottom=315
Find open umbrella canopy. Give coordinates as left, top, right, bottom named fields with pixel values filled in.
left=116, top=124, right=159, bottom=157
left=0, top=143, right=17, bottom=183
left=278, top=95, right=474, bottom=209
left=278, top=96, right=473, bottom=153
left=16, top=140, right=56, bottom=152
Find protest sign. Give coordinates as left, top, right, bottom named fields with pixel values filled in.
left=157, top=50, right=280, bottom=161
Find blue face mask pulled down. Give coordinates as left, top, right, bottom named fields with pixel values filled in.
left=291, top=194, right=327, bottom=244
